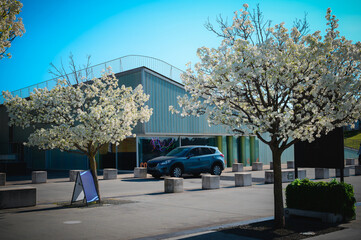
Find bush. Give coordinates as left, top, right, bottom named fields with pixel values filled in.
left=286, top=179, right=356, bottom=220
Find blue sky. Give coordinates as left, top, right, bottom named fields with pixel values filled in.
left=1, top=0, right=360, bottom=92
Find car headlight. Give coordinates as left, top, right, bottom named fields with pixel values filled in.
left=160, top=160, right=172, bottom=165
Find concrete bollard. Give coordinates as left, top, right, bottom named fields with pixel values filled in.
left=252, top=162, right=263, bottom=171
left=269, top=162, right=273, bottom=170
left=134, top=167, right=147, bottom=178
left=0, top=173, right=5, bottom=186
left=355, top=166, right=361, bottom=176
left=32, top=171, right=47, bottom=184
left=232, top=163, right=244, bottom=172
left=315, top=168, right=329, bottom=179
left=298, top=169, right=307, bottom=180
left=103, top=168, right=117, bottom=180
left=164, top=177, right=183, bottom=193
left=345, top=158, right=356, bottom=166
left=265, top=169, right=296, bottom=184
left=287, top=161, right=294, bottom=169
left=336, top=167, right=350, bottom=177
left=202, top=174, right=220, bottom=190
left=0, top=187, right=37, bottom=209
left=69, top=170, right=84, bottom=182
left=235, top=173, right=252, bottom=187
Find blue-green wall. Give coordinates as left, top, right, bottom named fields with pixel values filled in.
left=143, top=69, right=230, bottom=135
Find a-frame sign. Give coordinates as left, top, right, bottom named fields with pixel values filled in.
left=71, top=170, right=99, bottom=204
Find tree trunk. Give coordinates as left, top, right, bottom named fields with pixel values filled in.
left=272, top=148, right=285, bottom=228
left=89, top=154, right=101, bottom=202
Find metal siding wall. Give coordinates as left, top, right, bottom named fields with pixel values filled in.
left=258, top=133, right=294, bottom=164
left=143, top=71, right=230, bottom=135
left=47, top=150, right=88, bottom=170
left=116, top=71, right=144, bottom=134
left=116, top=71, right=142, bottom=89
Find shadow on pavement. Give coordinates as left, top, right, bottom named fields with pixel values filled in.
left=121, top=178, right=163, bottom=182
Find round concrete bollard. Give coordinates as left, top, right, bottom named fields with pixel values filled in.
left=69, top=170, right=84, bottom=182
left=164, top=177, right=183, bottom=193
left=32, top=171, right=47, bottom=184
left=103, top=168, right=117, bottom=180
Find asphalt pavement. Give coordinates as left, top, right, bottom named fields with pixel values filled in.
left=0, top=165, right=360, bottom=240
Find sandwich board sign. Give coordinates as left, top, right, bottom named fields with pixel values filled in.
left=71, top=170, right=99, bottom=204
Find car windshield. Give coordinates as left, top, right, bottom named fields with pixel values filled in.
left=166, top=147, right=190, bottom=157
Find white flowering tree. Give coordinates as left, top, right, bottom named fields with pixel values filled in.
left=3, top=68, right=153, bottom=201
left=0, top=0, right=25, bottom=59
left=170, top=4, right=361, bottom=227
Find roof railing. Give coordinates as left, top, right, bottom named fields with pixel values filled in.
left=1, top=55, right=185, bottom=104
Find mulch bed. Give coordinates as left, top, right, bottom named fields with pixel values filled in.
left=219, top=217, right=344, bottom=239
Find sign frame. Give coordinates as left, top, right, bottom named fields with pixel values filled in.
left=71, top=170, right=99, bottom=205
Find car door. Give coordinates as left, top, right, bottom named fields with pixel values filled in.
left=198, top=147, right=212, bottom=172
left=183, top=148, right=201, bottom=173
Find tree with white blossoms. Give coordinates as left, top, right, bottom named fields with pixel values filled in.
left=0, top=0, right=25, bottom=59
left=3, top=68, right=153, bottom=201
left=170, top=3, right=361, bottom=228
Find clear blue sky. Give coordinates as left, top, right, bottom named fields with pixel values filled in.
left=1, top=0, right=360, bottom=92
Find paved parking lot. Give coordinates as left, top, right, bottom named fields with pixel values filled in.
left=1, top=166, right=360, bottom=240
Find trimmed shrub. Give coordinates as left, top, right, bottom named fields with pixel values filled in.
left=286, top=179, right=356, bottom=220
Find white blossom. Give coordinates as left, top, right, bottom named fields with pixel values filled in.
left=3, top=68, right=153, bottom=190
left=0, top=0, right=25, bottom=59
left=171, top=7, right=361, bottom=150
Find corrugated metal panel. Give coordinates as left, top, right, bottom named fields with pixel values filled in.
left=115, top=70, right=142, bottom=89
left=116, top=69, right=144, bottom=134
left=258, top=133, right=294, bottom=164
left=143, top=70, right=230, bottom=135
left=46, top=149, right=88, bottom=170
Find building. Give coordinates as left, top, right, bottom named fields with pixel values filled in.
left=0, top=55, right=294, bottom=174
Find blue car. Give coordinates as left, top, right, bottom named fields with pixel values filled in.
left=146, top=146, right=225, bottom=178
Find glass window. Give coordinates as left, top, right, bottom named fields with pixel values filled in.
left=166, top=147, right=189, bottom=157
left=201, top=147, right=212, bottom=155
left=181, top=137, right=216, bottom=146
left=138, top=137, right=179, bottom=165
left=208, top=148, right=216, bottom=154
left=188, top=148, right=201, bottom=156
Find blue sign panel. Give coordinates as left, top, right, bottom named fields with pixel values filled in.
left=71, top=170, right=99, bottom=204
left=80, top=171, right=99, bottom=203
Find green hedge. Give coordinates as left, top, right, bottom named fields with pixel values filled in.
left=286, top=179, right=356, bottom=220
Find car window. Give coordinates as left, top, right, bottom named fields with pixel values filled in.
left=208, top=148, right=216, bottom=154
left=188, top=148, right=201, bottom=157
left=200, top=147, right=212, bottom=155
left=166, top=148, right=190, bottom=157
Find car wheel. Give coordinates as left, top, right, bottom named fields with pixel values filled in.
left=152, top=174, right=161, bottom=179
left=170, top=166, right=183, bottom=178
left=211, top=164, right=222, bottom=175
